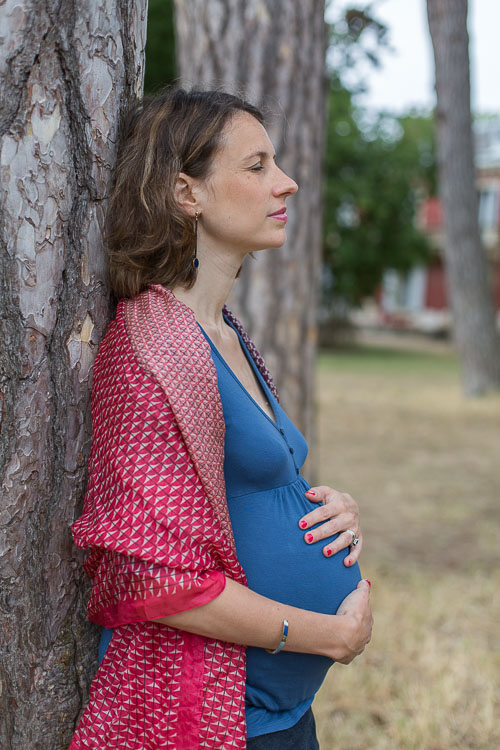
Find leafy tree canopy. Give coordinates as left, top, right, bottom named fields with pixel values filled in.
left=324, top=4, right=436, bottom=305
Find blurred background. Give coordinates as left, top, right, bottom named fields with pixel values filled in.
left=145, top=1, right=500, bottom=747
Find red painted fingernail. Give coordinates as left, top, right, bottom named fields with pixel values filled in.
left=306, top=491, right=316, bottom=496
left=325, top=548, right=332, bottom=556
left=305, top=533, right=314, bottom=543
left=299, top=520, right=308, bottom=529
left=346, top=558, right=351, bottom=565
left=365, top=579, right=371, bottom=587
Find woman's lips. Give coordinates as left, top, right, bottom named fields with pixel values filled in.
left=268, top=209, right=287, bottom=222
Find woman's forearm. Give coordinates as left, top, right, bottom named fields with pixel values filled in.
left=152, top=576, right=371, bottom=663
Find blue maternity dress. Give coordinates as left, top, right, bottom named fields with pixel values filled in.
left=197, top=312, right=361, bottom=738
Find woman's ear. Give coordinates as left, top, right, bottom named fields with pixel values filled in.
left=174, top=172, right=199, bottom=217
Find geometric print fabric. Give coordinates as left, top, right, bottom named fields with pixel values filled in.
left=69, top=285, right=279, bottom=749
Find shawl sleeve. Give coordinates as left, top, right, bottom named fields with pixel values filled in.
left=72, top=317, right=226, bottom=628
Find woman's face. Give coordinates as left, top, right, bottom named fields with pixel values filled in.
left=196, top=112, right=298, bottom=255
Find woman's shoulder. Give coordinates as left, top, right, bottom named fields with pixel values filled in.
left=90, top=310, right=174, bottom=432
left=96, top=286, right=177, bottom=370
left=93, top=285, right=216, bottom=403
left=121, top=284, right=219, bottom=381
left=92, top=299, right=158, bottom=394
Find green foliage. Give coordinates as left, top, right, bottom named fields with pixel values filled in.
left=144, top=0, right=177, bottom=93
left=323, top=5, right=437, bottom=306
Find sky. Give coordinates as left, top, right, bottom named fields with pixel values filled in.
left=326, top=0, right=500, bottom=116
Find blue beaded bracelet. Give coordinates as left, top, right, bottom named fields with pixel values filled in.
left=266, top=619, right=289, bottom=654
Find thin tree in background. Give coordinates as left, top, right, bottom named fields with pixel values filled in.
left=174, top=0, right=328, bottom=474
left=0, top=2, right=147, bottom=746
left=427, top=0, right=500, bottom=395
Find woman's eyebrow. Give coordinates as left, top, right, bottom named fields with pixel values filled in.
left=242, top=149, right=276, bottom=162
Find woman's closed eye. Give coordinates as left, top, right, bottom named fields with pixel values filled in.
left=250, top=163, right=264, bottom=172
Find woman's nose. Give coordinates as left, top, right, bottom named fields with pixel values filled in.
left=274, top=167, right=298, bottom=197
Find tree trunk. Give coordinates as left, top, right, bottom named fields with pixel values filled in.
left=0, top=1, right=147, bottom=747
left=174, top=0, right=328, bottom=476
left=427, top=0, right=500, bottom=395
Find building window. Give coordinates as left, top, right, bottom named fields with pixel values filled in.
left=478, top=187, right=499, bottom=231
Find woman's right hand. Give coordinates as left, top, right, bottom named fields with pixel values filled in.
left=330, top=579, right=373, bottom=664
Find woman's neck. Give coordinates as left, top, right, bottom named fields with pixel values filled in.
left=170, top=245, right=244, bottom=334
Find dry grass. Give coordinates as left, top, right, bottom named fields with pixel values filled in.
left=312, top=340, right=500, bottom=750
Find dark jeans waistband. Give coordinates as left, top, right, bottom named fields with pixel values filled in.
left=246, top=707, right=319, bottom=750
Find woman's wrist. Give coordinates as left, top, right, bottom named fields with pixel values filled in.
left=282, top=612, right=351, bottom=660
left=320, top=614, right=355, bottom=661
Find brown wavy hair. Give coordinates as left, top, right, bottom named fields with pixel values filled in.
left=106, top=87, right=264, bottom=299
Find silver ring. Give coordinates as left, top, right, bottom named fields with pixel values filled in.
left=345, top=529, right=359, bottom=546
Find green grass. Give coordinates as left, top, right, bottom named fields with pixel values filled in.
left=318, top=345, right=460, bottom=374
left=312, top=339, right=500, bottom=750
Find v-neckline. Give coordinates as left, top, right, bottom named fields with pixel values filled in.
left=198, top=316, right=279, bottom=429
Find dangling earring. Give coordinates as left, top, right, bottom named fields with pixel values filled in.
left=192, top=211, right=200, bottom=270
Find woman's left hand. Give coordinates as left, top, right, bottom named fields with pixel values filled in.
left=298, top=486, right=362, bottom=565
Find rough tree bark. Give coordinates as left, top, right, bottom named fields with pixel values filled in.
left=427, top=0, right=500, bottom=395
left=0, top=1, right=147, bottom=747
left=174, top=0, right=328, bottom=473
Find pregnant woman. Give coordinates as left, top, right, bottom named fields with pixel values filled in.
left=69, top=88, right=373, bottom=750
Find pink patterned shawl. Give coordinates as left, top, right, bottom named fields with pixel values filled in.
left=69, top=285, right=278, bottom=750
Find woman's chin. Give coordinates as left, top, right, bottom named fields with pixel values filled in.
left=241, top=229, right=288, bottom=254
left=265, top=231, right=289, bottom=249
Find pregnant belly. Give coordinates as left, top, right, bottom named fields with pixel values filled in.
left=228, top=476, right=362, bottom=710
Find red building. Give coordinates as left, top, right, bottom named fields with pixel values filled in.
left=377, top=119, right=500, bottom=334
